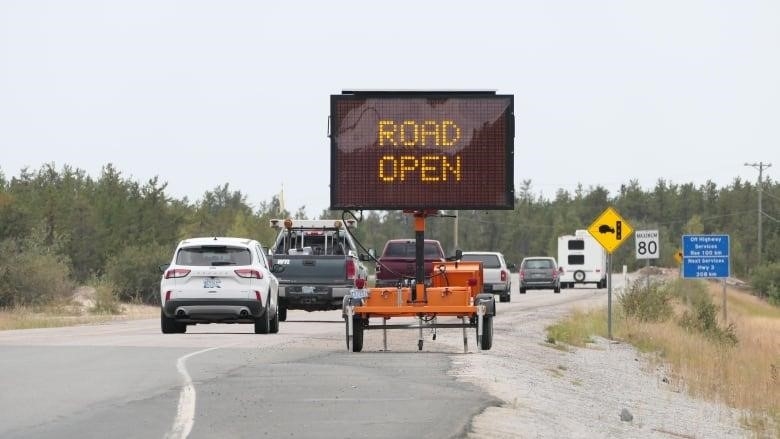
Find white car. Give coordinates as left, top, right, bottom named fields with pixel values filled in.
left=460, top=251, right=513, bottom=303
left=159, top=237, right=281, bottom=334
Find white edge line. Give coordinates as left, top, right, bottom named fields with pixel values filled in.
left=166, top=344, right=236, bottom=439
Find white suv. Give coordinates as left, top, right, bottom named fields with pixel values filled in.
left=461, top=251, right=513, bottom=303
left=159, top=237, right=280, bottom=334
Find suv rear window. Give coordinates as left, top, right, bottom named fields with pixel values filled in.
left=177, top=246, right=252, bottom=266
left=462, top=254, right=501, bottom=269
left=384, top=242, right=441, bottom=258
left=523, top=259, right=554, bottom=269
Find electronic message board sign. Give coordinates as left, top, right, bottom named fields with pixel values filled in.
left=330, top=91, right=514, bottom=211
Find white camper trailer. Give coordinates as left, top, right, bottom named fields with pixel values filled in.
left=557, top=230, right=607, bottom=289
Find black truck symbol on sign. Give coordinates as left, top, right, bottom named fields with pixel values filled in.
left=598, top=221, right=622, bottom=240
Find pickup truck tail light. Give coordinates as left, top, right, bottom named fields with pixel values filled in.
left=235, top=269, right=263, bottom=279
left=500, top=270, right=507, bottom=282
left=165, top=268, right=191, bottom=279
left=346, top=259, right=357, bottom=280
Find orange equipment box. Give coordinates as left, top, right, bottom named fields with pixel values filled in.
left=430, top=261, right=484, bottom=298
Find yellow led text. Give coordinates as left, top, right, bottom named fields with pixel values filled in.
left=378, top=155, right=461, bottom=182
left=378, top=120, right=461, bottom=147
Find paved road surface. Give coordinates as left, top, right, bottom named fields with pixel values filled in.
left=0, top=274, right=613, bottom=439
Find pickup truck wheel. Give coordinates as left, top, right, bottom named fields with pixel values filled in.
left=345, top=317, right=364, bottom=352
left=477, top=315, right=493, bottom=350
left=278, top=304, right=287, bottom=322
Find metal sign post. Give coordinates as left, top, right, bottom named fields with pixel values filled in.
left=681, top=234, right=731, bottom=321
left=588, top=206, right=634, bottom=340
left=607, top=254, right=612, bottom=339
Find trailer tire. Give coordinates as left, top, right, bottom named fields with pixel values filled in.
left=345, top=316, right=364, bottom=352
left=573, top=270, right=586, bottom=283
left=478, top=315, right=493, bottom=350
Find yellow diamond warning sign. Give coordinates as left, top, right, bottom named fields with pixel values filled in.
left=588, top=206, right=634, bottom=254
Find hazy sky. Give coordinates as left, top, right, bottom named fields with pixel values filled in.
left=1, top=1, right=778, bottom=217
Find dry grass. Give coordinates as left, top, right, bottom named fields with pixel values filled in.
left=548, top=279, right=780, bottom=437
left=0, top=302, right=158, bottom=331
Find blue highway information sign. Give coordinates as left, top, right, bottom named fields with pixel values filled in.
left=681, top=234, right=730, bottom=278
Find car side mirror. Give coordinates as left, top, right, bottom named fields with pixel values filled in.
left=359, top=253, right=371, bottom=262
left=158, top=263, right=170, bottom=274
left=446, top=249, right=462, bottom=261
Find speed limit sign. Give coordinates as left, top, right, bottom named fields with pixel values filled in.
left=635, top=230, right=659, bottom=259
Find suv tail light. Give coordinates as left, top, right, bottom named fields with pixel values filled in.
left=552, top=269, right=558, bottom=279
left=235, top=269, right=263, bottom=279
left=165, top=268, right=191, bottom=279
left=520, top=270, right=525, bottom=280
left=346, top=259, right=357, bottom=280
left=500, top=270, right=507, bottom=282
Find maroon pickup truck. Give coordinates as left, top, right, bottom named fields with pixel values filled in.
left=374, top=239, right=445, bottom=287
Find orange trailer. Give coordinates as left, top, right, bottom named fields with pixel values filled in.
left=342, top=212, right=497, bottom=352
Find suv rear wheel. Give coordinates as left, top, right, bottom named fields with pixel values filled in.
left=161, top=310, right=186, bottom=334
left=255, top=305, right=271, bottom=334
left=269, top=306, right=280, bottom=334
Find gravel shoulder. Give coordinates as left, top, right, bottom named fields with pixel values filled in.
left=441, top=284, right=752, bottom=439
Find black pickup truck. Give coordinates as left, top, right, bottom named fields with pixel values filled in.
left=268, top=219, right=369, bottom=321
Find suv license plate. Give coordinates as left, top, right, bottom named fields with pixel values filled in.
left=302, top=286, right=315, bottom=294
left=203, top=278, right=221, bottom=289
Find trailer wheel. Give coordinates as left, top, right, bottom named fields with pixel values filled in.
left=345, top=316, right=364, bottom=352
left=478, top=315, right=493, bottom=350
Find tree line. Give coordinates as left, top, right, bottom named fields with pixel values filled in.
left=0, top=163, right=777, bottom=307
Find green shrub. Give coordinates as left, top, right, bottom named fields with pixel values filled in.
left=750, top=262, right=780, bottom=305
left=618, top=278, right=673, bottom=322
left=678, top=290, right=738, bottom=346
left=105, top=242, right=173, bottom=304
left=0, top=238, right=75, bottom=307
left=88, top=276, right=123, bottom=315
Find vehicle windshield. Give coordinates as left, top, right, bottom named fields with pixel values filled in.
left=461, top=254, right=501, bottom=268
left=176, top=246, right=251, bottom=266
left=523, top=259, right=554, bottom=269
left=384, top=242, right=441, bottom=258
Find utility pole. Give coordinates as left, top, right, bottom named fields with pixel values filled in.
left=453, top=210, right=459, bottom=251
left=745, top=162, right=772, bottom=265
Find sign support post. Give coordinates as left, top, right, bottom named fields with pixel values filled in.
left=588, top=206, right=634, bottom=340
left=607, top=254, right=613, bottom=340
left=681, top=234, right=731, bottom=322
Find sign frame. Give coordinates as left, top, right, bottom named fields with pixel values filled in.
left=587, top=206, right=634, bottom=254
left=329, top=90, right=515, bottom=211
left=634, top=229, right=660, bottom=260
left=681, top=234, right=730, bottom=279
